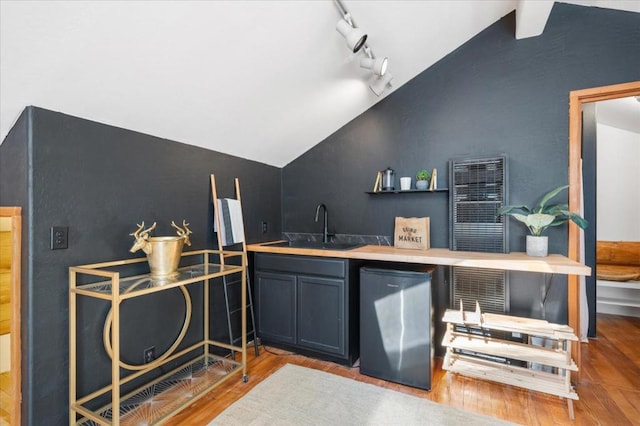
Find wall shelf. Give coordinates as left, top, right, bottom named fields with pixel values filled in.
left=366, top=188, right=449, bottom=195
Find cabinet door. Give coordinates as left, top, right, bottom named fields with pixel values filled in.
left=297, top=275, right=345, bottom=356
left=255, top=271, right=296, bottom=344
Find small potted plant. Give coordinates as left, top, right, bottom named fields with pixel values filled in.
left=415, top=170, right=431, bottom=190
left=497, top=185, right=588, bottom=257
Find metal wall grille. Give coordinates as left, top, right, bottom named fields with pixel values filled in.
left=449, top=156, right=508, bottom=313
left=449, top=157, right=507, bottom=253
left=451, top=267, right=508, bottom=313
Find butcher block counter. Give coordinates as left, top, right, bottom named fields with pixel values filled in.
left=246, top=242, right=591, bottom=276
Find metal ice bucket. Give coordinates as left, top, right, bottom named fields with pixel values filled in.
left=129, top=221, right=192, bottom=279
left=145, top=236, right=185, bottom=278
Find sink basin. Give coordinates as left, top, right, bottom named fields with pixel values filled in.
left=269, top=241, right=363, bottom=251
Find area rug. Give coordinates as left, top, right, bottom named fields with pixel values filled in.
left=209, top=363, right=515, bottom=425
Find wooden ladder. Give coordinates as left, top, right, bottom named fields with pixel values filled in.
left=211, top=174, right=259, bottom=359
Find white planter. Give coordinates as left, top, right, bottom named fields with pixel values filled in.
left=526, top=235, right=548, bottom=257
left=400, top=177, right=412, bottom=190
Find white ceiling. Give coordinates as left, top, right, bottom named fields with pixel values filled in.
left=597, top=97, right=640, bottom=134
left=1, top=1, right=638, bottom=167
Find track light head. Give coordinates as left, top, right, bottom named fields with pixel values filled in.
left=369, top=72, right=393, bottom=96
left=360, top=56, right=388, bottom=76
left=336, top=19, right=367, bottom=53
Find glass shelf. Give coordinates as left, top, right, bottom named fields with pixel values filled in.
left=72, top=263, right=244, bottom=299
left=75, top=354, right=242, bottom=426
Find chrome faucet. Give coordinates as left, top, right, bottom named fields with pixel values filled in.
left=315, top=203, right=329, bottom=243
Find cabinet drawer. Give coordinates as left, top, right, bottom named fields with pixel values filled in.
left=255, top=253, right=346, bottom=278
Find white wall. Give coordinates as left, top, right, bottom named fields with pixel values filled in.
left=596, top=123, right=640, bottom=241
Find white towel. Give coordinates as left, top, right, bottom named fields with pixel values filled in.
left=227, top=199, right=245, bottom=244
left=214, top=198, right=245, bottom=246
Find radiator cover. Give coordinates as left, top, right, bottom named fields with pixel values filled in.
left=449, top=156, right=507, bottom=253
left=450, top=267, right=509, bottom=313
left=449, top=156, right=509, bottom=313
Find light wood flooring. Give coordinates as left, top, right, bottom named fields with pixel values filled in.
left=2, top=314, right=637, bottom=425
left=167, top=313, right=640, bottom=426
left=0, top=371, right=10, bottom=426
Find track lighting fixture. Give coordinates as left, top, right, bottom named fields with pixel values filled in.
left=369, top=72, right=393, bottom=96
left=360, top=56, right=388, bottom=76
left=334, top=0, right=393, bottom=96
left=336, top=18, right=368, bottom=53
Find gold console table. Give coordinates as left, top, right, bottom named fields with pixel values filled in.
left=69, top=249, right=248, bottom=425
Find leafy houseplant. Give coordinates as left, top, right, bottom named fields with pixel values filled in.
left=497, top=185, right=588, bottom=256
left=415, top=170, right=431, bottom=190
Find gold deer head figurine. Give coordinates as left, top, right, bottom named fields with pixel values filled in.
left=129, top=220, right=194, bottom=278
left=129, top=222, right=157, bottom=254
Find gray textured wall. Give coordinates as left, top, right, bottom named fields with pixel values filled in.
left=282, top=5, right=640, bottom=322
left=0, top=107, right=282, bottom=425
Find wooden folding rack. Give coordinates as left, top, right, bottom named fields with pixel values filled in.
left=442, top=302, right=579, bottom=419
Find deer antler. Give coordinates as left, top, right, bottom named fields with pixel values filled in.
left=171, top=220, right=192, bottom=246
left=141, top=222, right=156, bottom=238
left=129, top=222, right=157, bottom=253
left=130, top=222, right=146, bottom=239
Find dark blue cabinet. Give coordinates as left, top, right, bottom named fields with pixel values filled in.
left=254, top=253, right=360, bottom=365
left=255, top=271, right=297, bottom=345
left=298, top=275, right=345, bottom=355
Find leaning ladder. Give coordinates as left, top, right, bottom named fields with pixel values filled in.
left=211, top=174, right=259, bottom=359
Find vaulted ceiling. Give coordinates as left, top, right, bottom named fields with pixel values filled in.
left=1, top=1, right=637, bottom=167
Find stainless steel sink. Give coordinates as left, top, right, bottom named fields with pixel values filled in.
left=269, top=241, right=363, bottom=250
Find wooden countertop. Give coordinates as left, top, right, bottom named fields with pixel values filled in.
left=246, top=242, right=591, bottom=276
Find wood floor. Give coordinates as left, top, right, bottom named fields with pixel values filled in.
left=0, top=371, right=9, bottom=426
left=3, top=314, right=637, bottom=425
left=166, top=313, right=640, bottom=426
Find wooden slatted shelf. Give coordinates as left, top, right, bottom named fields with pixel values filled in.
left=442, top=303, right=579, bottom=420
left=443, top=330, right=578, bottom=371
left=443, top=354, right=578, bottom=400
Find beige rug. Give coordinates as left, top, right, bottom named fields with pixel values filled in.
left=209, top=363, right=516, bottom=425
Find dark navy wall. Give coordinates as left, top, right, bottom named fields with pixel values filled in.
left=283, top=5, right=640, bottom=321
left=0, top=106, right=282, bottom=425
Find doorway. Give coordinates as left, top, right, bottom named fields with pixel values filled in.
left=567, top=81, right=640, bottom=369
left=0, top=206, right=21, bottom=426
left=594, top=98, right=640, bottom=319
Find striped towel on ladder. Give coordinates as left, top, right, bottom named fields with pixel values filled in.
left=215, top=198, right=245, bottom=246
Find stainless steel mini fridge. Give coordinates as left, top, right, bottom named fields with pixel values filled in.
left=359, top=265, right=433, bottom=390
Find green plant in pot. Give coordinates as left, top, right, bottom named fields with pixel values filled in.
left=497, top=185, right=588, bottom=257
left=415, top=169, right=431, bottom=190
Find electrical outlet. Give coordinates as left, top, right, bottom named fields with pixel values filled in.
left=143, top=346, right=155, bottom=363
left=261, top=221, right=268, bottom=234
left=50, top=226, right=68, bottom=250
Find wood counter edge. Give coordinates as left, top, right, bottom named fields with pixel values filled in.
left=246, top=242, right=591, bottom=276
